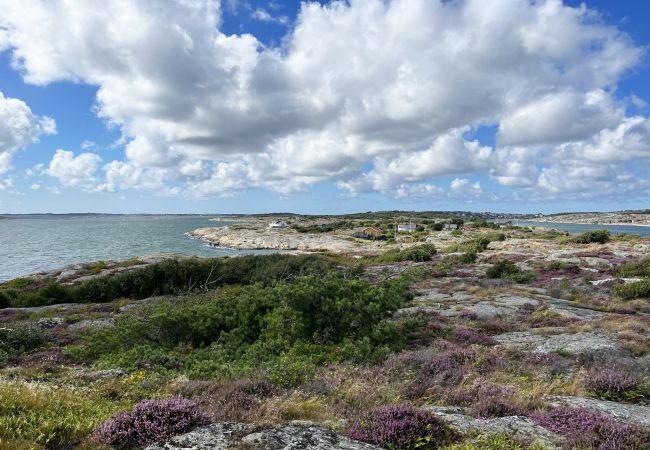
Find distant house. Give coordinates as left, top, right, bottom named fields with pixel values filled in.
left=443, top=223, right=459, bottom=230
left=353, top=226, right=384, bottom=240
left=397, top=223, right=417, bottom=233
left=269, top=220, right=288, bottom=229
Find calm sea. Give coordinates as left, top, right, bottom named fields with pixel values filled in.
left=0, top=215, right=267, bottom=282
left=501, top=220, right=650, bottom=237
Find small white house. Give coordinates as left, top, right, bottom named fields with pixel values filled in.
left=397, top=223, right=417, bottom=233
left=269, top=220, right=288, bottom=229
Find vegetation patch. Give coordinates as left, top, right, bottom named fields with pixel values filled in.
left=347, top=403, right=458, bottom=449
left=444, top=234, right=504, bottom=254
left=0, top=383, right=131, bottom=449
left=584, top=367, right=646, bottom=402
left=92, top=398, right=209, bottom=449
left=486, top=260, right=536, bottom=284
left=563, top=229, right=611, bottom=244
left=614, top=279, right=650, bottom=300
left=617, top=256, right=650, bottom=278
left=1, top=254, right=337, bottom=308
left=71, top=274, right=411, bottom=385
left=531, top=406, right=650, bottom=450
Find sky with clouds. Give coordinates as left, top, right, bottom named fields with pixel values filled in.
left=0, top=0, right=649, bottom=214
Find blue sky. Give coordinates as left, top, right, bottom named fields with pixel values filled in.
left=0, top=0, right=649, bottom=214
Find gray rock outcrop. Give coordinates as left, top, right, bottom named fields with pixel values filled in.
left=494, top=330, right=621, bottom=354
left=145, top=423, right=382, bottom=450
left=428, top=406, right=561, bottom=449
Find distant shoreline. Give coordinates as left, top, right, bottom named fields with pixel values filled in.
left=528, top=220, right=650, bottom=228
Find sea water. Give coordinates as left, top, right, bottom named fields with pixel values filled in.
left=0, top=215, right=267, bottom=281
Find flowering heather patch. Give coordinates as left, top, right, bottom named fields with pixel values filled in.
left=444, top=382, right=525, bottom=418
left=451, top=326, right=497, bottom=346
left=476, top=318, right=518, bottom=334
left=92, top=398, right=209, bottom=449
left=385, top=349, right=437, bottom=372
left=403, top=348, right=476, bottom=397
left=176, top=379, right=274, bottom=421
left=347, top=403, right=457, bottom=449
left=531, top=407, right=650, bottom=450
left=469, top=383, right=525, bottom=418
left=473, top=391, right=526, bottom=418
left=585, top=367, right=643, bottom=401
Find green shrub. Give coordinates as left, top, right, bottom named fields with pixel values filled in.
left=0, top=325, right=48, bottom=358
left=5, top=254, right=338, bottom=308
left=614, top=279, right=650, bottom=300
left=444, top=237, right=494, bottom=253
left=547, top=261, right=574, bottom=270
left=74, top=274, right=411, bottom=385
left=617, top=257, right=650, bottom=278
left=0, top=277, right=38, bottom=290
left=9, top=282, right=72, bottom=307
left=486, top=260, right=535, bottom=284
left=0, top=290, right=11, bottom=308
left=565, top=230, right=610, bottom=244
left=86, top=261, right=108, bottom=274
left=470, top=220, right=500, bottom=230
left=377, top=244, right=437, bottom=263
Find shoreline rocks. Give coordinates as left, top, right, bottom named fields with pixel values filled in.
left=191, top=226, right=384, bottom=255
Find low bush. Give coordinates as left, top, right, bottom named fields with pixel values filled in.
left=486, top=260, right=535, bottom=284
left=531, top=406, right=650, bottom=450
left=444, top=237, right=492, bottom=254
left=585, top=367, right=645, bottom=401
left=0, top=277, right=38, bottom=290
left=347, top=403, right=457, bottom=449
left=0, top=325, right=48, bottom=360
left=614, top=279, right=650, bottom=300
left=73, top=274, right=410, bottom=384
left=565, top=229, right=611, bottom=244
left=3, top=254, right=338, bottom=308
left=92, top=398, right=209, bottom=449
left=617, top=256, right=650, bottom=278
left=546, top=261, right=576, bottom=271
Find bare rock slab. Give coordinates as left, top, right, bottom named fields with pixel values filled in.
left=428, top=406, right=561, bottom=449
left=494, top=330, right=620, bottom=354
left=145, top=423, right=382, bottom=450
left=546, top=396, right=650, bottom=427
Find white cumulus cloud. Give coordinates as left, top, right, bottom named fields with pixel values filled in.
left=0, top=0, right=647, bottom=201
left=0, top=91, right=55, bottom=174
left=47, top=149, right=102, bottom=191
